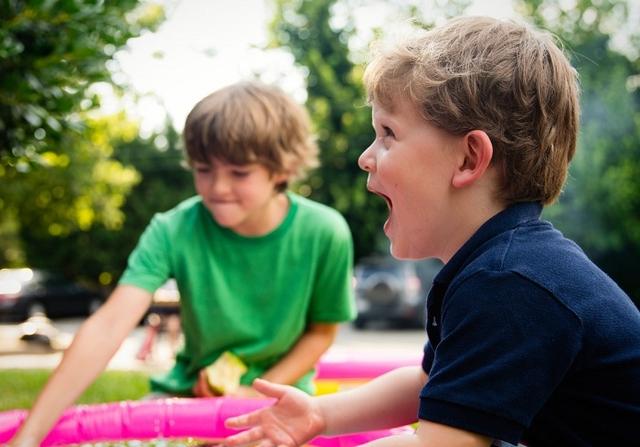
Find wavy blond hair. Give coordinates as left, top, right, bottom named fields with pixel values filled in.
left=364, top=16, right=580, bottom=205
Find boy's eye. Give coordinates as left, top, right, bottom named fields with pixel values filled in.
left=382, top=126, right=395, bottom=138
left=231, top=170, right=251, bottom=178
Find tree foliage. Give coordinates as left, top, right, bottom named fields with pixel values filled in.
left=19, top=123, right=193, bottom=286
left=0, top=0, right=164, bottom=168
left=520, top=0, right=640, bottom=301
left=0, top=0, right=166, bottom=276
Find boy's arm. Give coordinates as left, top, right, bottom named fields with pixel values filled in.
left=360, top=421, right=492, bottom=447
left=225, top=366, right=426, bottom=445
left=261, top=322, right=338, bottom=385
left=8, top=285, right=152, bottom=447
left=193, top=322, right=338, bottom=398
left=320, top=365, right=425, bottom=434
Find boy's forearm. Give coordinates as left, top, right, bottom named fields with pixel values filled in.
left=318, top=366, right=426, bottom=435
left=11, top=318, right=122, bottom=444
left=260, top=322, right=338, bottom=385
left=10, top=286, right=151, bottom=446
left=358, top=420, right=491, bottom=447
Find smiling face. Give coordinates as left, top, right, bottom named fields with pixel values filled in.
left=192, top=159, right=290, bottom=236
left=358, top=99, right=462, bottom=260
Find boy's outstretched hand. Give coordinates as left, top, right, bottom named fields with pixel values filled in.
left=224, top=379, right=326, bottom=446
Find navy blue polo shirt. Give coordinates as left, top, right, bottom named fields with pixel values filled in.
left=419, top=202, right=640, bottom=446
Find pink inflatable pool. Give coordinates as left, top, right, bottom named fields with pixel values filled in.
left=316, top=352, right=420, bottom=379
left=0, top=356, right=420, bottom=445
left=0, top=397, right=412, bottom=446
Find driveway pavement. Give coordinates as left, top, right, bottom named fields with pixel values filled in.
left=0, top=317, right=426, bottom=372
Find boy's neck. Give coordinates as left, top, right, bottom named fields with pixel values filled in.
left=232, top=192, right=290, bottom=237
left=440, top=190, right=506, bottom=264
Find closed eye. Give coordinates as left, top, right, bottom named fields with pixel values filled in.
left=193, top=165, right=210, bottom=174
left=231, top=170, right=251, bottom=178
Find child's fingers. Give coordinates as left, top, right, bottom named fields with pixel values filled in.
left=223, top=425, right=264, bottom=445
left=225, top=409, right=262, bottom=429
left=193, top=370, right=215, bottom=397
left=251, top=378, right=288, bottom=398
left=256, top=440, right=275, bottom=447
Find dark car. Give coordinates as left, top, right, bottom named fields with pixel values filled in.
left=0, top=268, right=105, bottom=322
left=353, top=256, right=442, bottom=329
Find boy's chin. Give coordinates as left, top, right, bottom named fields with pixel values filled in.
left=389, top=243, right=429, bottom=261
left=389, top=244, right=412, bottom=260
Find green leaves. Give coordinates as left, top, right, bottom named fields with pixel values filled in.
left=0, top=0, right=165, bottom=275
left=0, top=0, right=163, bottom=167
left=527, top=0, right=640, bottom=302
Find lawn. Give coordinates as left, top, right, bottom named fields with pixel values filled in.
left=0, top=369, right=150, bottom=411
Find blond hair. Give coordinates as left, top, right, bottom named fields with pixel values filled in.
left=364, top=16, right=580, bottom=205
left=183, top=81, right=318, bottom=188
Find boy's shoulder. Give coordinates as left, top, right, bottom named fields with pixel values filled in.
left=455, top=212, right=627, bottom=309
left=288, top=192, right=352, bottom=239
left=290, top=192, right=347, bottom=224
left=151, top=195, right=204, bottom=225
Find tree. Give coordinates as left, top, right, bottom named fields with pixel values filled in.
left=9, top=112, right=141, bottom=279
left=0, top=0, right=166, bottom=276
left=0, top=0, right=164, bottom=168
left=519, top=0, right=640, bottom=302
left=18, top=122, right=194, bottom=287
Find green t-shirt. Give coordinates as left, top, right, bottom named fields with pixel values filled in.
left=119, top=192, right=355, bottom=395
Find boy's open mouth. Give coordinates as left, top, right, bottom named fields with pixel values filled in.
left=374, top=191, right=392, bottom=211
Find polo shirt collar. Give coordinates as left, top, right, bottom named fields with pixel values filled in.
left=434, top=201, right=543, bottom=286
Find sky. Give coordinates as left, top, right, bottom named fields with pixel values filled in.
left=105, top=0, right=518, bottom=136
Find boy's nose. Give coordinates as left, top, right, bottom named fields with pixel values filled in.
left=210, top=175, right=231, bottom=194
left=358, top=144, right=376, bottom=173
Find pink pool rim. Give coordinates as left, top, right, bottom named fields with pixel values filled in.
left=0, top=397, right=412, bottom=446
left=0, top=355, right=420, bottom=445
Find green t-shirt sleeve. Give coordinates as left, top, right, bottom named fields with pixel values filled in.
left=119, top=213, right=172, bottom=293
left=308, top=214, right=356, bottom=323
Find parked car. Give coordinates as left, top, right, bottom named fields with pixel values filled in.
left=353, top=256, right=443, bottom=329
left=0, top=268, right=105, bottom=322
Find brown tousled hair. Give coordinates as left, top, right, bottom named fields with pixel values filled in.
left=183, top=81, right=319, bottom=190
left=364, top=16, right=580, bottom=205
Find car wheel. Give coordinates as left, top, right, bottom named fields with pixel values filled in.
left=26, top=302, right=47, bottom=318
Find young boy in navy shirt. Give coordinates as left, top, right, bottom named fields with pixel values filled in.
left=223, top=16, right=640, bottom=447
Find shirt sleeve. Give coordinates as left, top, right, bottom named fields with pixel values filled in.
left=307, top=214, right=356, bottom=323
left=419, top=270, right=582, bottom=444
left=118, top=213, right=172, bottom=293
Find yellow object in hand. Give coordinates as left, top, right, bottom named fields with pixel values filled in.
left=205, top=351, right=248, bottom=396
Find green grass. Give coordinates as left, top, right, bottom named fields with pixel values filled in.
left=0, top=369, right=150, bottom=411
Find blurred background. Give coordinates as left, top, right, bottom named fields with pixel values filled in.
left=1, top=0, right=639, bottom=320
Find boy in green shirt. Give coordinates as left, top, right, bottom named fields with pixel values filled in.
left=9, top=81, right=355, bottom=447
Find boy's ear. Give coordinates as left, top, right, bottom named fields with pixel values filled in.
left=272, top=171, right=291, bottom=186
left=451, top=130, right=494, bottom=188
